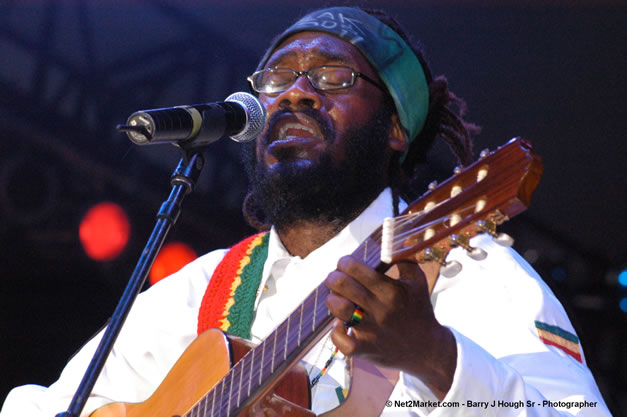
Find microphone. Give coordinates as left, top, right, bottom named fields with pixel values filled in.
left=117, top=92, right=266, bottom=146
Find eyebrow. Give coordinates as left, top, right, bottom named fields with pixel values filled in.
left=266, top=49, right=349, bottom=68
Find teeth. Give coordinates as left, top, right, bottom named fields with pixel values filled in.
left=278, top=123, right=317, bottom=140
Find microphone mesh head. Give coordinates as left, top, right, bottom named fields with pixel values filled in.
left=225, top=92, right=267, bottom=142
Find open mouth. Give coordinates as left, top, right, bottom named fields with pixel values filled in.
left=263, top=113, right=329, bottom=164
left=277, top=123, right=320, bottom=140
left=269, top=113, right=326, bottom=143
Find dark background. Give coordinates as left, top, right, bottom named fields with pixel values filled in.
left=0, top=0, right=625, bottom=415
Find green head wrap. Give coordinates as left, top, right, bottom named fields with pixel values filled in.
left=256, top=7, right=430, bottom=162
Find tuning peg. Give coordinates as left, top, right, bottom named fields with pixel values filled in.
left=466, top=247, right=488, bottom=260
left=479, top=148, right=490, bottom=158
left=440, top=260, right=463, bottom=278
left=423, top=248, right=463, bottom=278
left=450, top=234, right=487, bottom=260
left=492, top=233, right=514, bottom=247
left=476, top=220, right=515, bottom=247
left=428, top=181, right=438, bottom=191
left=454, top=166, right=462, bottom=174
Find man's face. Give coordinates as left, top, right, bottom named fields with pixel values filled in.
left=244, top=32, right=403, bottom=230
left=256, top=32, right=392, bottom=172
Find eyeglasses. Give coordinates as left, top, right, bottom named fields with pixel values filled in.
left=247, top=65, right=386, bottom=94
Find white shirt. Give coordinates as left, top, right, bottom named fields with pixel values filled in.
left=1, top=189, right=611, bottom=417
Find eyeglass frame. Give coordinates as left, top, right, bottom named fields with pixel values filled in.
left=247, top=65, right=387, bottom=95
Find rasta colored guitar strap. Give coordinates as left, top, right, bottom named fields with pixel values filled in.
left=197, top=233, right=269, bottom=339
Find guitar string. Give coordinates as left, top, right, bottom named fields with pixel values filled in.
left=390, top=203, right=477, bottom=241
left=386, top=196, right=482, bottom=241
left=386, top=204, right=478, bottom=252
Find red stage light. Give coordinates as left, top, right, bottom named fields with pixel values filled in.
left=149, top=242, right=197, bottom=285
left=79, top=202, right=130, bottom=261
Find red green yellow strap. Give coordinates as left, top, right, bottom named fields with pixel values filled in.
left=197, top=233, right=269, bottom=339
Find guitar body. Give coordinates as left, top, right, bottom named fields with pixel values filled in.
left=91, top=329, right=313, bottom=417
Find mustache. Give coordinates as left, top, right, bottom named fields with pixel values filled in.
left=262, top=108, right=335, bottom=144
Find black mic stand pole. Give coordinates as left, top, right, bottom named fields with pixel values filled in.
left=56, top=146, right=205, bottom=417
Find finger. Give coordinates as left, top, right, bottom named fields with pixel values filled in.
left=330, top=319, right=358, bottom=357
left=336, top=255, right=397, bottom=297
left=326, top=292, right=358, bottom=323
left=326, top=269, right=375, bottom=310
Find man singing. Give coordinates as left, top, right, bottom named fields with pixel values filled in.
left=1, top=6, right=610, bottom=417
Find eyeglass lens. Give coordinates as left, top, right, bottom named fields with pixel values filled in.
left=252, top=66, right=355, bottom=93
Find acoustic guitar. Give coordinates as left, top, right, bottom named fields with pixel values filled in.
left=91, top=137, right=543, bottom=417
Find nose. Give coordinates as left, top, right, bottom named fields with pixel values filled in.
left=275, top=74, right=322, bottom=111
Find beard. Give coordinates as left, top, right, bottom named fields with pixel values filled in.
left=242, top=105, right=393, bottom=232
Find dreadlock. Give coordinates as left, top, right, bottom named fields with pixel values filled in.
left=242, top=7, right=480, bottom=230
left=361, top=8, right=480, bottom=215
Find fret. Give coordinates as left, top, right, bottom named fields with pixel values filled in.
left=192, top=397, right=198, bottom=417
left=301, top=293, right=316, bottom=342
left=227, top=373, right=234, bottom=416
left=248, top=347, right=254, bottom=396
left=359, top=236, right=381, bottom=268
left=372, top=235, right=383, bottom=266
left=298, top=303, right=304, bottom=346
left=218, top=380, right=226, bottom=417
left=284, top=314, right=291, bottom=360
left=200, top=394, right=207, bottom=417
left=237, top=355, right=244, bottom=408
left=288, top=316, right=299, bottom=355
left=316, top=288, right=330, bottom=327
left=259, top=338, right=266, bottom=385
left=210, top=386, right=216, bottom=417
left=271, top=328, right=277, bottom=372
left=313, top=287, right=319, bottom=332
left=209, top=387, right=216, bottom=417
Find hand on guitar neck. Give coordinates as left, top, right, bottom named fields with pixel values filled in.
left=326, top=257, right=457, bottom=400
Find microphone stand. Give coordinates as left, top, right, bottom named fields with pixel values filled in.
left=56, top=147, right=205, bottom=417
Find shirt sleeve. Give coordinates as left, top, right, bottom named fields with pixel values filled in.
left=401, top=327, right=610, bottom=417
left=399, top=236, right=611, bottom=417
left=0, top=249, right=226, bottom=417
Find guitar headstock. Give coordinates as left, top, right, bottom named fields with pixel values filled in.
left=381, top=137, right=543, bottom=276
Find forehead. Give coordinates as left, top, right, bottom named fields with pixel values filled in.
left=265, top=32, right=374, bottom=72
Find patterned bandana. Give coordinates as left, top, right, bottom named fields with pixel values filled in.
left=256, top=7, right=430, bottom=161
